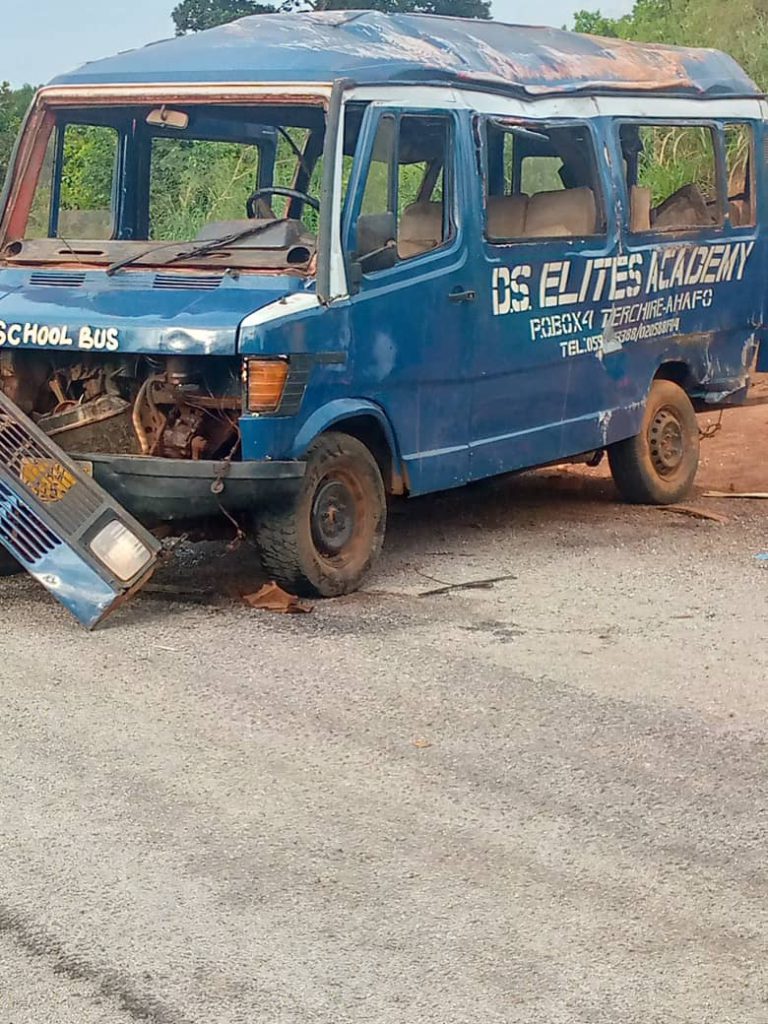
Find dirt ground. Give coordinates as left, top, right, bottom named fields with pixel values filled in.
left=696, top=374, right=768, bottom=492
left=2, top=382, right=768, bottom=1024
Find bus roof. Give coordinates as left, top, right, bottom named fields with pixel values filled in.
left=49, top=11, right=760, bottom=101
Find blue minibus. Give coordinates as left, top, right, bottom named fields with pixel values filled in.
left=0, top=12, right=764, bottom=622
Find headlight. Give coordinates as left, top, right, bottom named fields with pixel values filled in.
left=89, top=520, right=154, bottom=582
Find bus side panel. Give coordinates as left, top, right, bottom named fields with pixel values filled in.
left=471, top=112, right=763, bottom=484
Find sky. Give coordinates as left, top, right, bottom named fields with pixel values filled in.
left=2, top=0, right=635, bottom=88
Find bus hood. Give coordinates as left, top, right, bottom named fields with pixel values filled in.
left=0, top=268, right=312, bottom=356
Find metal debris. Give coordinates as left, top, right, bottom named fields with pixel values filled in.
left=243, top=581, right=314, bottom=614
left=417, top=572, right=517, bottom=597
left=659, top=504, right=729, bottom=524
left=704, top=491, right=768, bottom=499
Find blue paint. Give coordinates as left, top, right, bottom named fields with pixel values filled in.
left=239, top=104, right=764, bottom=496
left=0, top=268, right=310, bottom=355
left=50, top=12, right=759, bottom=100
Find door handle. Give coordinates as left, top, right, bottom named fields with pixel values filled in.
left=448, top=288, right=476, bottom=304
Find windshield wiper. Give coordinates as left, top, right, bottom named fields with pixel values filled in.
left=105, top=219, right=287, bottom=277
left=159, top=219, right=290, bottom=268
left=106, top=237, right=199, bottom=277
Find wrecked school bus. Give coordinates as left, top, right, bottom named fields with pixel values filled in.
left=0, top=11, right=765, bottom=625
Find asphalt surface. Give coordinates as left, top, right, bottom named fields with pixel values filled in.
left=1, top=468, right=767, bottom=1024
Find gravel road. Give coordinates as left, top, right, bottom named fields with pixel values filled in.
left=0, top=466, right=766, bottom=1024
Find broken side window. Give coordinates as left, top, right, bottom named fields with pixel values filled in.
left=482, top=119, right=606, bottom=243
left=723, top=122, right=755, bottom=228
left=620, top=123, right=722, bottom=234
left=353, top=112, right=453, bottom=271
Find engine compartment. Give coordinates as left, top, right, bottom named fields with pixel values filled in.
left=0, top=352, right=242, bottom=461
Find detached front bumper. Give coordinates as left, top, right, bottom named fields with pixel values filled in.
left=77, top=454, right=305, bottom=522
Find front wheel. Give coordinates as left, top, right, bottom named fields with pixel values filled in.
left=255, top=432, right=387, bottom=597
left=608, top=379, right=700, bottom=504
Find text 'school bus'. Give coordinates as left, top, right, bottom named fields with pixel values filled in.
left=0, top=12, right=764, bottom=611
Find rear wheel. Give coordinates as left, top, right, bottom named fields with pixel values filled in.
left=608, top=379, right=700, bottom=504
left=255, top=431, right=387, bottom=597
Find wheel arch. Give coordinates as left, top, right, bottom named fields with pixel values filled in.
left=291, top=400, right=407, bottom=495
left=653, top=359, right=692, bottom=390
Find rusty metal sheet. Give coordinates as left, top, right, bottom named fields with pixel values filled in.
left=48, top=12, right=760, bottom=100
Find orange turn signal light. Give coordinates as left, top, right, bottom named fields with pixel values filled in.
left=245, top=358, right=289, bottom=412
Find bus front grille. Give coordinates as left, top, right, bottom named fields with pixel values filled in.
left=0, top=481, right=60, bottom=565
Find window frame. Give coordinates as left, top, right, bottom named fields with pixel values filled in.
left=393, top=113, right=450, bottom=231
left=37, top=118, right=123, bottom=241
left=616, top=117, right=727, bottom=238
left=479, top=115, right=608, bottom=245
left=722, top=120, right=756, bottom=229
left=358, top=111, right=397, bottom=221
left=344, top=107, right=458, bottom=278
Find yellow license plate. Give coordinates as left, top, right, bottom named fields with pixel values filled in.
left=20, top=458, right=77, bottom=503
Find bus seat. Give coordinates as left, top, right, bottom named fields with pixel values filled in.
left=356, top=213, right=395, bottom=258
left=729, top=199, right=751, bottom=226
left=652, top=184, right=713, bottom=230
left=486, top=194, right=528, bottom=239
left=630, top=186, right=652, bottom=232
left=195, top=219, right=256, bottom=240
left=398, top=202, right=444, bottom=259
left=525, top=187, right=597, bottom=237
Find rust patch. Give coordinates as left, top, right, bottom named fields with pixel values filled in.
left=461, top=36, right=705, bottom=95
left=38, top=83, right=332, bottom=107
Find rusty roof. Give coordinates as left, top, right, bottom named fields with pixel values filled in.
left=50, top=11, right=761, bottom=99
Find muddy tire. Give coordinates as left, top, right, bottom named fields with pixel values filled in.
left=255, top=431, right=387, bottom=597
left=0, top=548, right=23, bottom=577
left=608, top=379, right=700, bottom=505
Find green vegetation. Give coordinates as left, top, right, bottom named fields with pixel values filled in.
left=149, top=137, right=261, bottom=239
left=60, top=125, right=116, bottom=211
left=171, top=0, right=490, bottom=34
left=630, top=125, right=717, bottom=206
left=0, top=83, right=35, bottom=183
left=572, top=0, right=768, bottom=90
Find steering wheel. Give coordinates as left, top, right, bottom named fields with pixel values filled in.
left=246, top=186, right=320, bottom=219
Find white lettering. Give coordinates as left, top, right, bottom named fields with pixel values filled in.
left=736, top=241, right=755, bottom=280
left=492, top=267, right=510, bottom=316
left=540, top=262, right=564, bottom=308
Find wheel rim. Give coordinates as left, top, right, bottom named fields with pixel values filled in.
left=648, top=406, right=685, bottom=477
left=310, top=472, right=362, bottom=559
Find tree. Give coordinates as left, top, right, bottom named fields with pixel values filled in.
left=0, top=83, right=35, bottom=183
left=571, top=0, right=768, bottom=90
left=571, top=9, right=623, bottom=35
left=416, top=0, right=491, bottom=13
left=172, top=0, right=490, bottom=34
left=172, top=0, right=275, bottom=33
